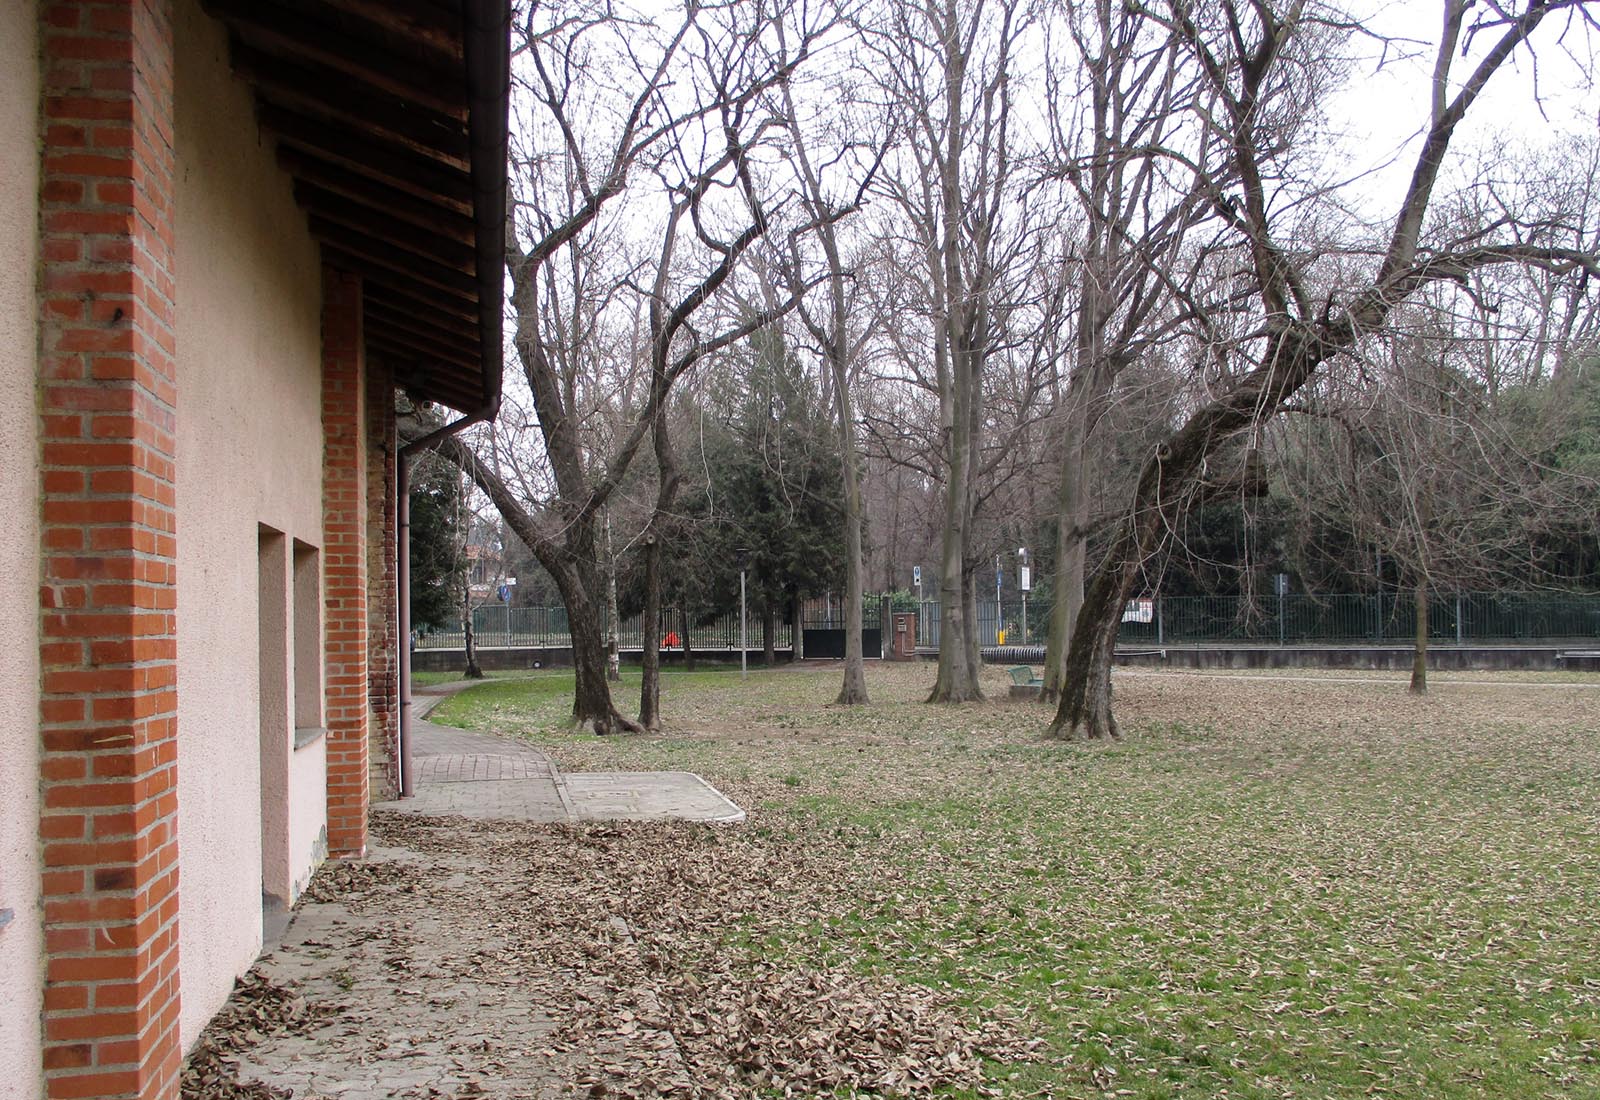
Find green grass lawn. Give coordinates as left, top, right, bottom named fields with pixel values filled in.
left=429, top=663, right=1600, bottom=1098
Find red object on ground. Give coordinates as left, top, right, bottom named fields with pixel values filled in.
left=664, top=631, right=681, bottom=648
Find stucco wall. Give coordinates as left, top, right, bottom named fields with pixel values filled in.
left=0, top=2, right=42, bottom=1097
left=288, top=736, right=329, bottom=901
left=172, top=0, right=327, bottom=1048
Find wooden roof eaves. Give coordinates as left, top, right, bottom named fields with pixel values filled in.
left=211, top=0, right=509, bottom=417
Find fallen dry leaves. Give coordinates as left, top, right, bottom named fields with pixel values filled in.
left=185, top=664, right=1600, bottom=1099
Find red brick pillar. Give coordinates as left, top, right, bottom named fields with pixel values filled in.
left=35, top=3, right=182, bottom=1098
left=322, top=268, right=369, bottom=856
left=365, top=356, right=398, bottom=801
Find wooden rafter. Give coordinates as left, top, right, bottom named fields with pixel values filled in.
left=231, top=41, right=470, bottom=168
left=204, top=0, right=464, bottom=118
left=277, top=149, right=476, bottom=241
left=297, top=183, right=477, bottom=272
left=260, top=105, right=472, bottom=211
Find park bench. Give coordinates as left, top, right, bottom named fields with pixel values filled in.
left=1008, top=665, right=1043, bottom=698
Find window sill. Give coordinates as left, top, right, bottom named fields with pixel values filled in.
left=294, top=726, right=327, bottom=751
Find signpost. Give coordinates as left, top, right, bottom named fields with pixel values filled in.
left=995, top=555, right=1003, bottom=644
left=1017, top=548, right=1030, bottom=643
left=735, top=548, right=751, bottom=677
left=1275, top=572, right=1288, bottom=646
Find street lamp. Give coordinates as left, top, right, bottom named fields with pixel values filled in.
left=734, top=547, right=751, bottom=677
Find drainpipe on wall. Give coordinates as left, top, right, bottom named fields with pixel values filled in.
left=397, top=0, right=510, bottom=796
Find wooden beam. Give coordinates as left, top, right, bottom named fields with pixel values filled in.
left=231, top=40, right=469, bottom=168
left=367, top=342, right=485, bottom=410
left=275, top=147, right=475, bottom=241
left=203, top=0, right=464, bottom=119
left=260, top=105, right=472, bottom=213
left=311, top=221, right=480, bottom=299
left=318, top=244, right=481, bottom=320
left=365, top=287, right=480, bottom=342
left=364, top=282, right=483, bottom=338
left=296, top=183, right=476, bottom=272
left=365, top=300, right=481, bottom=353
left=318, top=0, right=462, bottom=63
left=366, top=308, right=480, bottom=365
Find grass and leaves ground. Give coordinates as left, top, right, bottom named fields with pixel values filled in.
left=428, top=663, right=1600, bottom=1098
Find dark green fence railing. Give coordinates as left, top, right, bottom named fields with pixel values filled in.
left=913, top=591, right=1600, bottom=650
left=419, top=591, right=1600, bottom=652
left=417, top=604, right=789, bottom=652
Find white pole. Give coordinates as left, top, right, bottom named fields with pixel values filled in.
left=740, top=568, right=748, bottom=678
left=995, top=554, right=1002, bottom=643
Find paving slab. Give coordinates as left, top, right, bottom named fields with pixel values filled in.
left=562, top=771, right=746, bottom=824
left=377, top=704, right=745, bottom=826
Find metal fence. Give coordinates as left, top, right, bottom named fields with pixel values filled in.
left=913, top=591, right=1600, bottom=649
left=416, top=604, right=789, bottom=651
left=418, top=590, right=1600, bottom=653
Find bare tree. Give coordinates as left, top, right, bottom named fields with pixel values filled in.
left=774, top=50, right=886, bottom=704
left=1037, top=0, right=1222, bottom=701
left=866, top=0, right=1039, bottom=701
left=438, top=0, right=819, bottom=733
left=1052, top=0, right=1600, bottom=739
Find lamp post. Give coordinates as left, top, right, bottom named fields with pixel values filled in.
left=735, top=547, right=750, bottom=677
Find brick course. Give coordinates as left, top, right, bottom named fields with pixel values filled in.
left=35, top=3, right=182, bottom=1098
left=322, top=269, right=370, bottom=856
left=366, top=356, right=398, bottom=801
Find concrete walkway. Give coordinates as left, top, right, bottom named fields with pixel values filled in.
left=374, top=685, right=745, bottom=824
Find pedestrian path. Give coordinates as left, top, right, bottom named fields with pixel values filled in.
left=375, top=684, right=745, bottom=824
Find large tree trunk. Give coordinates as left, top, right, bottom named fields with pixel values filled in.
left=431, top=434, right=639, bottom=733
left=639, top=384, right=681, bottom=729
left=1410, top=580, right=1428, bottom=695
left=836, top=408, right=871, bottom=704
left=929, top=489, right=981, bottom=701
left=558, top=552, right=640, bottom=734
left=1042, top=389, right=1090, bottom=704
left=461, top=581, right=484, bottom=680
left=762, top=599, right=776, bottom=667
left=640, top=532, right=664, bottom=728
left=1049, top=549, right=1130, bottom=739
left=1052, top=328, right=1334, bottom=739
left=605, top=512, right=622, bottom=682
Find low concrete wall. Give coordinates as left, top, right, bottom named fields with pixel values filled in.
left=1126, top=646, right=1578, bottom=671
left=971, top=644, right=1590, bottom=673
left=412, top=646, right=795, bottom=673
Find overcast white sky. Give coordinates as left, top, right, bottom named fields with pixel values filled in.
left=1326, top=1, right=1597, bottom=205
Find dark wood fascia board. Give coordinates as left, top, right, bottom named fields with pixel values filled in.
left=204, top=0, right=466, bottom=119
left=275, top=148, right=476, bottom=242
left=260, top=105, right=473, bottom=213
left=296, top=183, right=477, bottom=272
left=232, top=41, right=470, bottom=169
